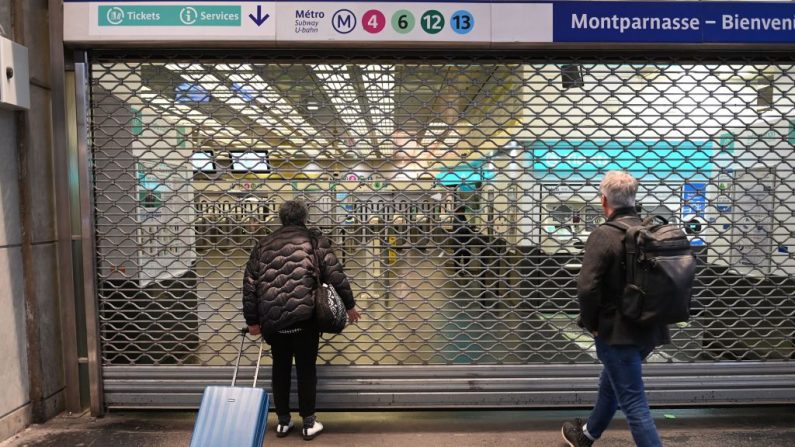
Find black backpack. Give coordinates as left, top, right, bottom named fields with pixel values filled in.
left=606, top=216, right=696, bottom=326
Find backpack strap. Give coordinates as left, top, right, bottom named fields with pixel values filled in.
left=604, top=220, right=630, bottom=232
left=603, top=219, right=640, bottom=287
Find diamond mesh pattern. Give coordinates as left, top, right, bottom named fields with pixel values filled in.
left=89, top=54, right=795, bottom=370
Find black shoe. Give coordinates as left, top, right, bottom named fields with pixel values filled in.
left=275, top=421, right=294, bottom=438
left=302, top=420, right=323, bottom=441
left=561, top=418, right=594, bottom=447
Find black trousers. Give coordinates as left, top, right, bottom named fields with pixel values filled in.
left=270, top=327, right=320, bottom=419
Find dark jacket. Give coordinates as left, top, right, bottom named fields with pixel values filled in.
left=242, top=225, right=355, bottom=338
left=577, top=207, right=671, bottom=347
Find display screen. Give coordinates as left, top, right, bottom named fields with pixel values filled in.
left=190, top=151, right=216, bottom=172
left=231, top=151, right=270, bottom=173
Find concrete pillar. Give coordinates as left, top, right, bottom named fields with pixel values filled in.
left=0, top=0, right=72, bottom=440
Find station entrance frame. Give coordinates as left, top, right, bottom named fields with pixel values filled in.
left=73, top=48, right=795, bottom=412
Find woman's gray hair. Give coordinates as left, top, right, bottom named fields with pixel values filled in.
left=599, top=171, right=638, bottom=208
left=279, top=200, right=309, bottom=226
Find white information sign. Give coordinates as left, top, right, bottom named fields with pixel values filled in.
left=491, top=3, right=553, bottom=43
left=276, top=2, right=491, bottom=43
left=729, top=168, right=775, bottom=274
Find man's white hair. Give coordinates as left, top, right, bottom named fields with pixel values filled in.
left=600, top=171, right=638, bottom=208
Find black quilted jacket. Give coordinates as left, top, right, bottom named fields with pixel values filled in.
left=242, top=225, right=355, bottom=338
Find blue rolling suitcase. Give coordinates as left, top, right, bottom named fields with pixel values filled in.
left=190, top=328, right=269, bottom=447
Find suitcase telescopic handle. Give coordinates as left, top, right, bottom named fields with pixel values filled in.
left=231, top=327, right=264, bottom=388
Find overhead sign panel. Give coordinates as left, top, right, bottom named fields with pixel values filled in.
left=63, top=1, right=795, bottom=46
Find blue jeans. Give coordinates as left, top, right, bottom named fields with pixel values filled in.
left=585, top=337, right=662, bottom=447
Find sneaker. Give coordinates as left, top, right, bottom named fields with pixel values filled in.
left=302, top=420, right=324, bottom=441
left=276, top=421, right=294, bottom=438
left=561, top=418, right=593, bottom=447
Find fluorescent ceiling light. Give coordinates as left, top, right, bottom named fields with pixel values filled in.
left=167, top=64, right=327, bottom=147
left=304, top=97, right=321, bottom=111
left=363, top=65, right=395, bottom=143
left=313, top=64, right=369, bottom=138
left=174, top=69, right=293, bottom=136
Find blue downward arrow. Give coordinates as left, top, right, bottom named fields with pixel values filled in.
left=249, top=5, right=270, bottom=27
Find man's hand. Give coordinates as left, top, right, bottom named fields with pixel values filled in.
left=248, top=324, right=261, bottom=336
left=592, top=331, right=598, bottom=337
left=347, top=308, right=361, bottom=324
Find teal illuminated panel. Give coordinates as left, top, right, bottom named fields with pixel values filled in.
left=527, top=139, right=714, bottom=181
left=435, top=158, right=496, bottom=188
left=99, top=5, right=241, bottom=27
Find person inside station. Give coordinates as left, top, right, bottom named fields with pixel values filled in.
left=452, top=205, right=477, bottom=273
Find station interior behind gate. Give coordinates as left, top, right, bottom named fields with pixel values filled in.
left=88, top=55, right=795, bottom=373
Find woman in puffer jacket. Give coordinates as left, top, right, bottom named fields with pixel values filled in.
left=242, top=200, right=360, bottom=441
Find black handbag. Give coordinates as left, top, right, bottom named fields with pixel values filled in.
left=309, top=234, right=347, bottom=334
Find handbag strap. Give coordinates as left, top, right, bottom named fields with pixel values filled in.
left=308, top=231, right=323, bottom=285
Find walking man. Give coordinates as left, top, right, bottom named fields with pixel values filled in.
left=562, top=171, right=668, bottom=447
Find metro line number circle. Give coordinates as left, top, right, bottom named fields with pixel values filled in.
left=332, top=9, right=357, bottom=34
left=451, top=10, right=474, bottom=35
left=362, top=10, right=386, bottom=34
left=421, top=10, right=444, bottom=34
left=392, top=10, right=415, bottom=34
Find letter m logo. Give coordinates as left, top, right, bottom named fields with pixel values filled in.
left=336, top=15, right=352, bottom=28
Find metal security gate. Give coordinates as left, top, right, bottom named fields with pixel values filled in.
left=86, top=52, right=795, bottom=409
